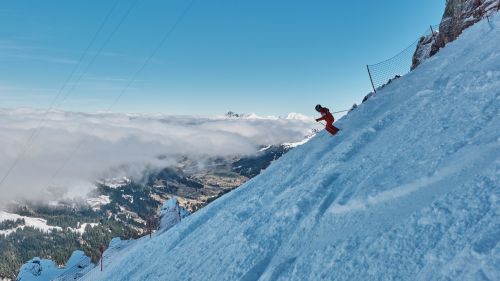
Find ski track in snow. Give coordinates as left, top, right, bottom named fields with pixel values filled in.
left=82, top=15, right=500, bottom=281
left=329, top=142, right=499, bottom=215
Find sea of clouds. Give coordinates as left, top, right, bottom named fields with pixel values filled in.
left=0, top=108, right=318, bottom=205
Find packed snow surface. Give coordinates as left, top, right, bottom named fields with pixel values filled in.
left=86, top=16, right=499, bottom=280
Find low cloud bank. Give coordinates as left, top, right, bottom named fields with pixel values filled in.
left=0, top=108, right=318, bottom=205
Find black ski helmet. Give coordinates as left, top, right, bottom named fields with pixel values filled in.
left=315, top=104, right=322, bottom=111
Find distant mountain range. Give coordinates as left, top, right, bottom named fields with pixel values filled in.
left=223, top=111, right=312, bottom=121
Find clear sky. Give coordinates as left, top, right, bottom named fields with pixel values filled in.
left=0, top=0, right=445, bottom=117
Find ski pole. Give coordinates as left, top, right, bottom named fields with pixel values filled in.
left=332, top=109, right=349, bottom=114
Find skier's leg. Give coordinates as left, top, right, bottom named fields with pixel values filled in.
left=325, top=123, right=339, bottom=135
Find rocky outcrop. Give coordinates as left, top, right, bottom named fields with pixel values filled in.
left=158, top=197, right=189, bottom=232
left=412, top=0, right=499, bottom=69
left=433, top=0, right=499, bottom=54
left=16, top=251, right=92, bottom=281
left=411, top=33, right=435, bottom=70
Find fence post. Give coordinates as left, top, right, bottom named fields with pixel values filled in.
left=366, top=65, right=377, bottom=93
left=429, top=25, right=437, bottom=42
left=99, top=243, right=105, bottom=272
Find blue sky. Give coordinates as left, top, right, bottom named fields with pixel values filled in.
left=0, top=0, right=445, bottom=117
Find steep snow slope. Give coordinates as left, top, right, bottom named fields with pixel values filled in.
left=85, top=16, right=499, bottom=281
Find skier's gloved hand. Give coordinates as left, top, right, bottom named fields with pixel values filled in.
left=315, top=118, right=320, bottom=122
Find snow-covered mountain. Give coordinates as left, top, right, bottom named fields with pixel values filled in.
left=76, top=14, right=499, bottom=281
left=222, top=111, right=313, bottom=121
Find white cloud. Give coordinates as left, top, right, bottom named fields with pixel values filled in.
left=0, top=108, right=319, bottom=205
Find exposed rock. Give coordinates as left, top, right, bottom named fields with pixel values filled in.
left=16, top=251, right=93, bottom=281
left=412, top=0, right=499, bottom=69
left=411, top=33, right=435, bottom=70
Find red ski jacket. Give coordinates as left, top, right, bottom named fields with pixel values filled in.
left=316, top=107, right=334, bottom=123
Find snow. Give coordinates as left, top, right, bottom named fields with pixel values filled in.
left=282, top=132, right=316, bottom=148
left=97, top=177, right=131, bottom=189
left=219, top=112, right=314, bottom=121
left=258, top=145, right=272, bottom=152
left=413, top=34, right=435, bottom=69
left=284, top=112, right=312, bottom=121
left=76, top=237, right=139, bottom=281
left=282, top=129, right=318, bottom=149
left=0, top=211, right=61, bottom=236
left=16, top=251, right=93, bottom=281
left=260, top=131, right=316, bottom=151
left=220, top=112, right=278, bottom=120
left=0, top=211, right=96, bottom=236
left=244, top=113, right=270, bottom=120
left=158, top=197, right=189, bottom=232
left=68, top=223, right=98, bottom=235
left=486, top=1, right=500, bottom=12
left=121, top=194, right=133, bottom=204
left=81, top=15, right=499, bottom=281
left=86, top=195, right=111, bottom=210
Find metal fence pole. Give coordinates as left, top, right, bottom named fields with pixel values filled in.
left=99, top=243, right=105, bottom=272
left=430, top=25, right=437, bottom=42
left=366, top=65, right=377, bottom=93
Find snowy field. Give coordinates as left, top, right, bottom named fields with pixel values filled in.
left=81, top=15, right=499, bottom=281
left=0, top=211, right=62, bottom=236
left=0, top=210, right=97, bottom=236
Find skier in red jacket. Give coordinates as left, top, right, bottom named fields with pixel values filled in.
left=315, top=104, right=339, bottom=135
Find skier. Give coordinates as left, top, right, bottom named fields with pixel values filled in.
left=315, top=104, right=340, bottom=135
